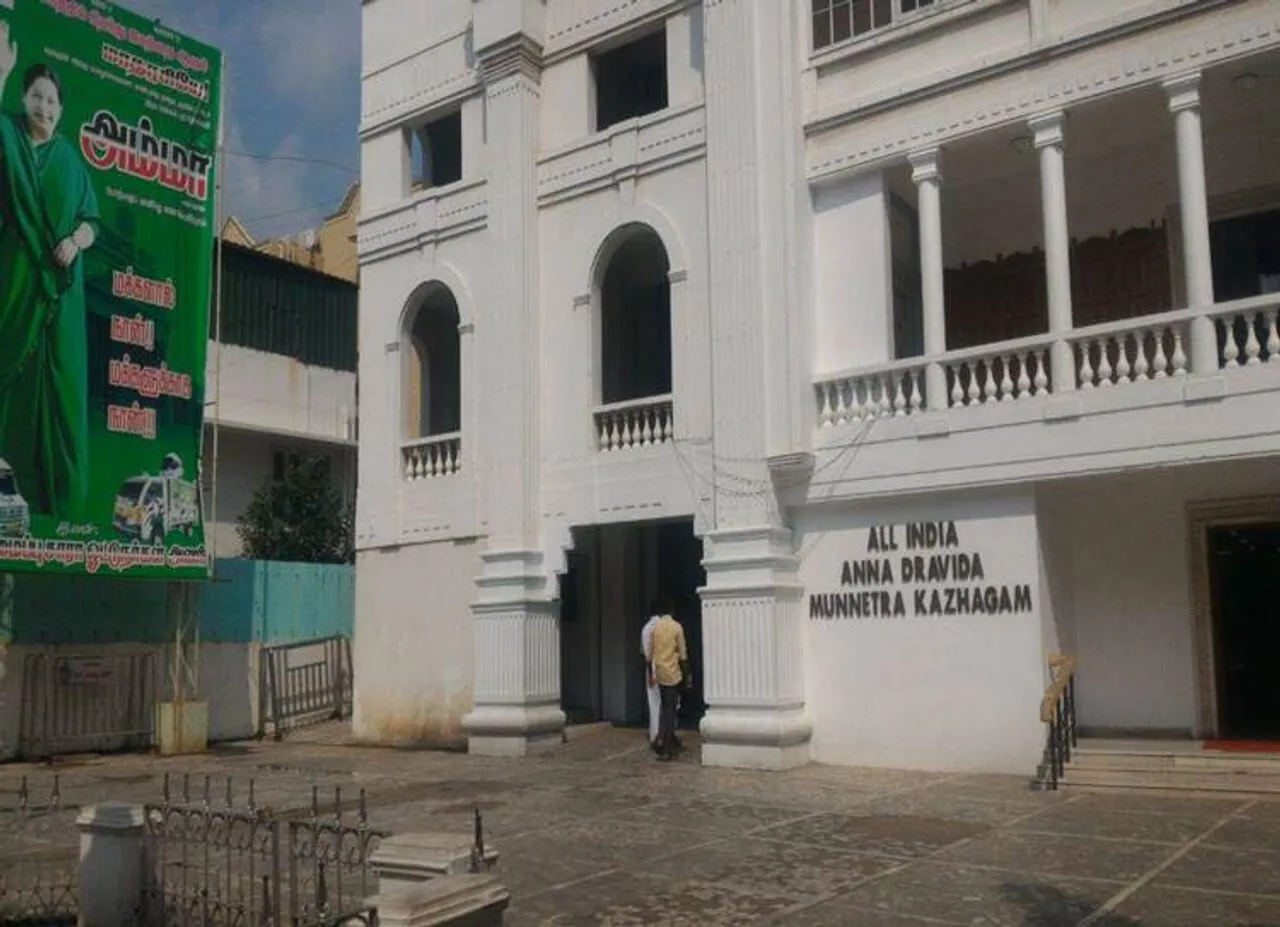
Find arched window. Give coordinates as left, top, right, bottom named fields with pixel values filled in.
left=599, top=225, right=672, bottom=405
left=404, top=284, right=461, bottom=439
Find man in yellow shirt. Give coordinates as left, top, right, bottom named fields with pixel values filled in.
left=647, top=598, right=689, bottom=761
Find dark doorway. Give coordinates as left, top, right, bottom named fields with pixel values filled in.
left=1208, top=523, right=1280, bottom=739
left=558, top=518, right=705, bottom=730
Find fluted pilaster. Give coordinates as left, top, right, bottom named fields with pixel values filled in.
left=699, top=527, right=811, bottom=769
left=464, top=22, right=563, bottom=755
left=698, top=0, right=811, bottom=770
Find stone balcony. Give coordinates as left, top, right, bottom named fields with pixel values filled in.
left=815, top=293, right=1279, bottom=427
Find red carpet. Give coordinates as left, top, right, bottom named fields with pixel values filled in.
left=1203, top=740, right=1280, bottom=753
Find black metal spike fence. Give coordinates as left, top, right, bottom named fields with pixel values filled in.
left=138, top=773, right=396, bottom=926
left=0, top=775, right=77, bottom=927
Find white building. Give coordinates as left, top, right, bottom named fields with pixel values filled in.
left=353, top=0, right=1280, bottom=775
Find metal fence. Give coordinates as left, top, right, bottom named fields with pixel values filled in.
left=258, top=637, right=352, bottom=741
left=0, top=777, right=77, bottom=926
left=18, top=650, right=158, bottom=760
left=138, top=774, right=385, bottom=927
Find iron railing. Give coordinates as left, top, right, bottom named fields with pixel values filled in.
left=258, top=636, right=352, bottom=741
left=0, top=776, right=76, bottom=926
left=1037, top=654, right=1078, bottom=790
left=138, top=774, right=386, bottom=927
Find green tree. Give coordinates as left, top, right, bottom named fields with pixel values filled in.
left=236, top=455, right=353, bottom=564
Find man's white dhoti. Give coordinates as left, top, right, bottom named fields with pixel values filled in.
left=641, top=614, right=661, bottom=743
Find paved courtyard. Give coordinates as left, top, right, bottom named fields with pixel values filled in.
left=3, top=724, right=1280, bottom=925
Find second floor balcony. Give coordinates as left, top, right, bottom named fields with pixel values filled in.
left=810, top=49, right=1280, bottom=474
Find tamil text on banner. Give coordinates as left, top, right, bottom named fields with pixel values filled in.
left=0, top=0, right=220, bottom=578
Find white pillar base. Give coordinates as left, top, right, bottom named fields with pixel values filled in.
left=463, top=549, right=565, bottom=758
left=464, top=704, right=565, bottom=757
left=700, top=707, right=812, bottom=770
left=698, top=527, right=813, bottom=772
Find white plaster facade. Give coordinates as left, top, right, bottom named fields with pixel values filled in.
left=354, top=0, right=1280, bottom=773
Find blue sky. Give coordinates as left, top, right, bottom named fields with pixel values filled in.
left=121, top=0, right=361, bottom=242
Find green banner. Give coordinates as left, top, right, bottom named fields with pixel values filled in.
left=0, top=0, right=220, bottom=578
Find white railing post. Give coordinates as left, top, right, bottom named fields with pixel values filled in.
left=76, top=803, right=147, bottom=927
left=1165, top=71, right=1219, bottom=375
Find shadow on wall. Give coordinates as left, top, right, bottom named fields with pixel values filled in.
left=7, top=559, right=354, bottom=646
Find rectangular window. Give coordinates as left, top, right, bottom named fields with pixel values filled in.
left=408, top=110, right=463, bottom=191
left=812, top=0, right=935, bottom=51
left=592, top=28, right=668, bottom=132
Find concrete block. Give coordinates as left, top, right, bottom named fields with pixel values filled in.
left=372, top=832, right=500, bottom=893
left=375, top=874, right=509, bottom=927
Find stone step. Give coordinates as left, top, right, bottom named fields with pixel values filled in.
left=1059, top=764, right=1280, bottom=795
left=1069, top=749, right=1280, bottom=775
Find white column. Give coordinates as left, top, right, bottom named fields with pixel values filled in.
left=1030, top=111, right=1076, bottom=392
left=1165, top=71, right=1218, bottom=374
left=699, top=0, right=811, bottom=770
left=462, top=26, right=565, bottom=756
left=77, top=803, right=147, bottom=927
left=908, top=149, right=949, bottom=408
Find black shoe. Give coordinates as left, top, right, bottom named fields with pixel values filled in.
left=657, top=752, right=673, bottom=762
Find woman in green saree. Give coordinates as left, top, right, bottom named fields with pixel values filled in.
left=0, top=26, right=99, bottom=524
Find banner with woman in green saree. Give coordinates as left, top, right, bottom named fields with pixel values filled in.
left=0, top=1, right=221, bottom=579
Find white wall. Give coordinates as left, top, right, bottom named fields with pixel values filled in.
left=352, top=538, right=480, bottom=747
left=812, top=172, right=894, bottom=374
left=798, top=488, right=1048, bottom=773
left=362, top=0, right=471, bottom=80
left=1038, top=458, right=1280, bottom=736
left=208, top=344, right=357, bottom=443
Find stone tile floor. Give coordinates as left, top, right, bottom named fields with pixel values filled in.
left=3, top=724, right=1280, bottom=926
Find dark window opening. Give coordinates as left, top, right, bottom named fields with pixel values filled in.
left=273, top=451, right=330, bottom=483
left=408, top=287, right=462, bottom=437
left=593, top=29, right=668, bottom=132
left=600, top=228, right=672, bottom=405
left=1210, top=207, right=1280, bottom=303
left=409, top=110, right=463, bottom=190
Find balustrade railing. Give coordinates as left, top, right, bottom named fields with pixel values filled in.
left=1213, top=297, right=1279, bottom=367
left=945, top=340, right=1053, bottom=406
left=816, top=361, right=927, bottom=426
left=814, top=294, right=1280, bottom=426
left=401, top=433, right=461, bottom=480
left=1069, top=316, right=1191, bottom=387
left=594, top=395, right=674, bottom=451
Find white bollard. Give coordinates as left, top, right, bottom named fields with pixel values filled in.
left=76, top=802, right=147, bottom=927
